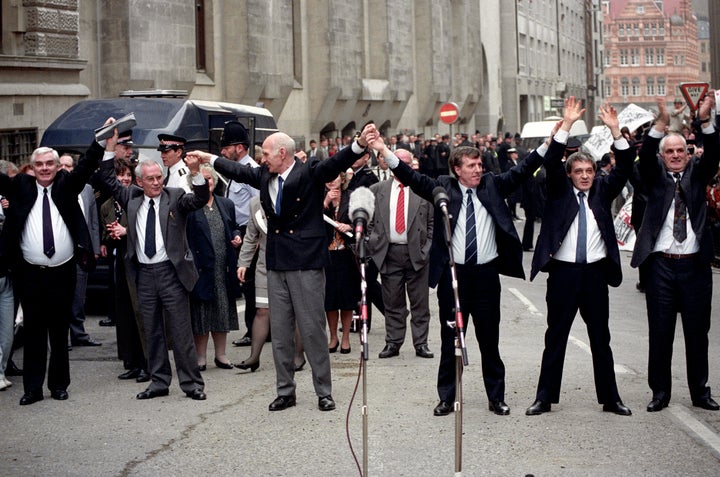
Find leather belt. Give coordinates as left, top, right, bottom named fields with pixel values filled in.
left=659, top=252, right=696, bottom=259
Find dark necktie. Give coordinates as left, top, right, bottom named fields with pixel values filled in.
left=42, top=188, right=55, bottom=258
left=163, top=172, right=169, bottom=186
left=145, top=199, right=157, bottom=258
left=275, top=176, right=284, bottom=215
left=576, top=191, right=587, bottom=264
left=395, top=184, right=405, bottom=233
left=225, top=179, right=232, bottom=197
left=673, top=172, right=687, bottom=242
left=465, top=189, right=477, bottom=265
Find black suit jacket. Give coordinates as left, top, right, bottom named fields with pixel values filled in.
left=348, top=165, right=379, bottom=191
left=630, top=129, right=720, bottom=268
left=530, top=143, right=635, bottom=287
left=392, top=140, right=564, bottom=287
left=186, top=194, right=242, bottom=301
left=212, top=145, right=365, bottom=271
left=0, top=142, right=102, bottom=272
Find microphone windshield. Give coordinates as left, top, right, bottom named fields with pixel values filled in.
left=349, top=187, right=375, bottom=222
left=433, top=186, right=449, bottom=208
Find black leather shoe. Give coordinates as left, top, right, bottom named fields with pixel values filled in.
left=51, top=389, right=68, bottom=400
left=269, top=394, right=296, bottom=411
left=19, top=391, right=44, bottom=406
left=692, top=397, right=720, bottom=411
left=118, top=368, right=141, bottom=380
left=186, top=389, right=207, bottom=401
left=98, top=318, right=116, bottom=327
left=71, top=338, right=102, bottom=347
left=415, top=344, right=434, bottom=359
left=136, top=388, right=169, bottom=400
left=489, top=400, right=510, bottom=415
left=647, top=397, right=669, bottom=412
left=603, top=401, right=632, bottom=416
left=340, top=347, right=351, bottom=354
left=434, top=401, right=452, bottom=416
left=294, top=358, right=306, bottom=372
left=235, top=360, right=260, bottom=372
left=232, top=336, right=252, bottom=347
left=214, top=358, right=234, bottom=369
left=318, top=395, right=336, bottom=411
left=198, top=364, right=207, bottom=371
left=135, top=369, right=150, bottom=383
left=526, top=400, right=551, bottom=415
left=6, top=360, right=23, bottom=376
left=378, top=343, right=400, bottom=359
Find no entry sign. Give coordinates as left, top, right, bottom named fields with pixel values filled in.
left=439, top=102, right=460, bottom=125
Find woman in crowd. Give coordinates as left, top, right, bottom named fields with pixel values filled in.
left=186, top=164, right=242, bottom=370
left=323, top=172, right=359, bottom=354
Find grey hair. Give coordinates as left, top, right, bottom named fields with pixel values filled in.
left=658, top=132, right=687, bottom=154
left=0, top=160, right=19, bottom=175
left=188, top=163, right=217, bottom=187
left=134, top=159, right=161, bottom=179
left=30, top=147, right=60, bottom=164
left=565, top=151, right=596, bottom=174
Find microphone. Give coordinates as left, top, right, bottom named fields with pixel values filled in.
left=433, top=186, right=449, bottom=211
left=433, top=186, right=452, bottom=245
left=349, top=186, right=375, bottom=242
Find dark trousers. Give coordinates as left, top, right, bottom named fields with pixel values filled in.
left=645, top=254, right=712, bottom=402
left=115, top=251, right=146, bottom=369
left=535, top=260, right=621, bottom=404
left=18, top=259, right=76, bottom=393
left=436, top=261, right=505, bottom=403
left=137, top=262, right=203, bottom=393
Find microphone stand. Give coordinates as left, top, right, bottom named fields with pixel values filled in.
left=356, top=234, right=370, bottom=476
left=439, top=202, right=468, bottom=476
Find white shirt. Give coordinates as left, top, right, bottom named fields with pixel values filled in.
left=226, top=153, right=260, bottom=226
left=21, top=182, right=74, bottom=266
left=165, top=161, right=191, bottom=193
left=553, top=188, right=607, bottom=263
left=452, top=183, right=498, bottom=265
left=389, top=180, right=409, bottom=244
left=135, top=195, right=169, bottom=264
left=652, top=171, right=699, bottom=254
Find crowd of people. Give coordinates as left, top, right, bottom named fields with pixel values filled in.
left=0, top=94, right=718, bottom=421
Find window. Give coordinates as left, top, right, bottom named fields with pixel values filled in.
left=631, top=48, right=640, bottom=65
left=644, top=23, right=650, bottom=36
left=618, top=24, right=625, bottom=36
left=604, top=52, right=611, bottom=67
left=633, top=23, right=639, bottom=36
left=651, top=23, right=657, bottom=36
left=637, top=6, right=645, bottom=14
left=0, top=129, right=38, bottom=163
left=645, top=47, right=654, bottom=65
left=701, top=43, right=706, bottom=54
left=620, top=49, right=628, bottom=66
left=657, top=77, right=666, bottom=96
left=702, top=62, right=707, bottom=73
left=656, top=48, right=665, bottom=65
left=621, top=78, right=629, bottom=97
left=632, top=78, right=641, bottom=96
left=195, top=0, right=206, bottom=71
left=646, top=77, right=655, bottom=96
left=604, top=82, right=612, bottom=98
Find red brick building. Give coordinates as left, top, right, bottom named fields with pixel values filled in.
left=603, top=0, right=699, bottom=110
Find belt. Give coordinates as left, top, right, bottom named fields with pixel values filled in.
left=659, top=252, right=697, bottom=259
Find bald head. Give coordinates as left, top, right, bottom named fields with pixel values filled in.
left=262, top=132, right=296, bottom=174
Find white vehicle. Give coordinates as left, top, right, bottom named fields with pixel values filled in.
left=520, top=117, right=588, bottom=150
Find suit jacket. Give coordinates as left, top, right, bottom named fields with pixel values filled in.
left=530, top=143, right=635, bottom=287
left=212, top=144, right=365, bottom=271
left=238, top=196, right=266, bottom=270
left=367, top=179, right=433, bottom=272
left=186, top=194, right=242, bottom=301
left=0, top=142, right=102, bottom=272
left=99, top=159, right=209, bottom=291
left=392, top=140, right=565, bottom=287
left=79, top=184, right=100, bottom=255
left=631, top=128, right=720, bottom=268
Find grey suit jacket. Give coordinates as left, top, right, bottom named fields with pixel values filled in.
left=99, top=160, right=210, bottom=291
left=79, top=184, right=100, bottom=255
left=367, top=179, right=433, bottom=273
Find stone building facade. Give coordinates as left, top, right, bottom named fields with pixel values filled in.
left=0, top=0, right=599, bottom=161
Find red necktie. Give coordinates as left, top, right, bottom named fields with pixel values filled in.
left=395, top=184, right=405, bottom=233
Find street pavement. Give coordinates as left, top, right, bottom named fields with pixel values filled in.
left=3, top=240, right=720, bottom=476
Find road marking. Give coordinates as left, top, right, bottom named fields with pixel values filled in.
left=509, top=288, right=634, bottom=375
left=508, top=287, right=543, bottom=316
left=669, top=404, right=720, bottom=455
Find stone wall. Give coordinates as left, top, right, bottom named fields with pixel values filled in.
left=23, top=0, right=79, bottom=58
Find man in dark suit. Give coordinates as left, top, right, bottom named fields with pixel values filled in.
left=367, top=148, right=434, bottom=360
left=188, top=124, right=378, bottom=411
left=631, top=95, right=720, bottom=413
left=99, top=126, right=209, bottom=401
left=525, top=99, right=633, bottom=416
left=0, top=145, right=100, bottom=405
left=370, top=120, right=566, bottom=417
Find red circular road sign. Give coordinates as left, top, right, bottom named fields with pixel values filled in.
left=439, top=102, right=460, bottom=125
